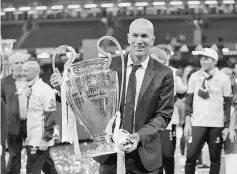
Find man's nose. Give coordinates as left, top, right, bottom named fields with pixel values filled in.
left=136, top=36, right=143, bottom=43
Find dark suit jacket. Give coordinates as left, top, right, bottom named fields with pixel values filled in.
left=1, top=98, right=7, bottom=145
left=1, top=74, right=22, bottom=136
left=94, top=54, right=174, bottom=171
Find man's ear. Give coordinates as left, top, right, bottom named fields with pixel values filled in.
left=151, top=36, right=155, bottom=46
left=127, top=33, right=130, bottom=44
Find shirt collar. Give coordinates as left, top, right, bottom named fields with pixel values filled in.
left=200, top=67, right=219, bottom=78
left=127, top=53, right=150, bottom=70
left=30, top=77, right=41, bottom=89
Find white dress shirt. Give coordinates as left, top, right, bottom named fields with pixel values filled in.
left=125, top=54, right=150, bottom=113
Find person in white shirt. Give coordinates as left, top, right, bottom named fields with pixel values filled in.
left=184, top=48, right=232, bottom=174
left=22, top=61, right=58, bottom=174
left=150, top=45, right=187, bottom=174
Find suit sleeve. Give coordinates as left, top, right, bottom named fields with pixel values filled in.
left=137, top=69, right=174, bottom=144
left=1, top=98, right=7, bottom=145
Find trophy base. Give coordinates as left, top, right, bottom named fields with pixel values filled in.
left=84, top=134, right=117, bottom=158
left=86, top=150, right=116, bottom=158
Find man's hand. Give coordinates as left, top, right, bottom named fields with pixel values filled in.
left=184, top=116, right=192, bottom=141
left=50, top=68, right=62, bottom=91
left=222, top=128, right=229, bottom=141
left=118, top=133, right=140, bottom=153
left=229, top=129, right=237, bottom=143
left=39, top=139, right=49, bottom=151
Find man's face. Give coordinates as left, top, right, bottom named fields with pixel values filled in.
left=200, top=56, right=216, bottom=71
left=127, top=24, right=155, bottom=59
left=22, top=64, right=35, bottom=82
left=12, top=57, right=26, bottom=75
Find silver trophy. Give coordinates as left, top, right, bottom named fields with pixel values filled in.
left=52, top=36, right=125, bottom=158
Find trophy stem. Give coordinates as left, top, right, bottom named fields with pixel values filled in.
left=84, top=134, right=116, bottom=158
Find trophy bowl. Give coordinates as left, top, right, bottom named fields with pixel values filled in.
left=65, top=58, right=119, bottom=158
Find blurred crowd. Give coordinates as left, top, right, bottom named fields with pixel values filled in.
left=1, top=17, right=237, bottom=174
left=1, top=2, right=237, bottom=22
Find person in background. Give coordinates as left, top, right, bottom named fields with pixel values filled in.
left=150, top=45, right=187, bottom=174
left=22, top=61, right=58, bottom=174
left=221, top=67, right=237, bottom=174
left=184, top=48, right=232, bottom=174
left=1, top=98, right=8, bottom=174
left=149, top=46, right=168, bottom=65
left=179, top=67, right=197, bottom=156
left=232, top=63, right=237, bottom=85
left=1, top=52, right=28, bottom=174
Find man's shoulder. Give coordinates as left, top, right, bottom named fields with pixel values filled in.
left=217, top=70, right=229, bottom=79
left=37, top=79, right=53, bottom=92
left=1, top=74, right=13, bottom=83
left=189, top=70, right=200, bottom=78
left=153, top=59, right=172, bottom=74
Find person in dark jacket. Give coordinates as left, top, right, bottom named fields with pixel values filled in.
left=50, top=18, right=175, bottom=174
left=1, top=52, right=28, bottom=174
left=1, top=98, right=8, bottom=174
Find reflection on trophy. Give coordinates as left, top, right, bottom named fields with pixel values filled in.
left=52, top=36, right=125, bottom=158
left=0, top=37, right=16, bottom=78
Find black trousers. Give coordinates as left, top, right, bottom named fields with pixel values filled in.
left=185, top=126, right=223, bottom=174
left=6, top=120, right=27, bottom=174
left=99, top=151, right=159, bottom=174
left=158, top=125, right=176, bottom=174
left=26, top=146, right=58, bottom=174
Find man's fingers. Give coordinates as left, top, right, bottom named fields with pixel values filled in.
left=50, top=74, right=61, bottom=80
left=54, top=68, right=60, bottom=73
left=51, top=81, right=60, bottom=86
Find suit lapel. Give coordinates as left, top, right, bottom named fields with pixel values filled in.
left=137, top=57, right=156, bottom=105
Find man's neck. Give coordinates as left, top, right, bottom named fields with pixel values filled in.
left=204, top=67, right=215, bottom=73
left=130, top=54, right=149, bottom=65
left=28, top=76, right=39, bottom=87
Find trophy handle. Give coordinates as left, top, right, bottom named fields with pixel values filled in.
left=52, top=45, right=76, bottom=72
left=97, top=36, right=125, bottom=112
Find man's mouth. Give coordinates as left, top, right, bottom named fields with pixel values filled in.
left=135, top=47, right=145, bottom=51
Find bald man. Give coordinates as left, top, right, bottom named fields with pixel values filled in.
left=92, top=18, right=174, bottom=174
left=1, top=52, right=28, bottom=174
left=22, top=61, right=58, bottom=174
left=50, top=18, right=174, bottom=174
left=150, top=46, right=168, bottom=65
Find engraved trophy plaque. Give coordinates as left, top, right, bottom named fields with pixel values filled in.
left=52, top=36, right=125, bottom=158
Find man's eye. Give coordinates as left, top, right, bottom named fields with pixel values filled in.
left=141, top=35, right=148, bottom=38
